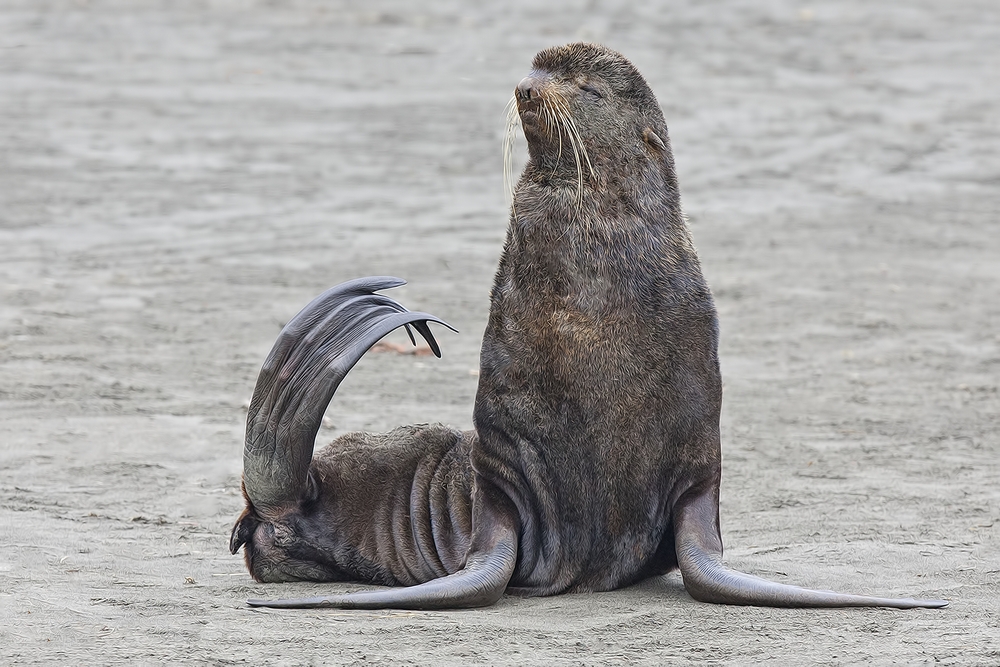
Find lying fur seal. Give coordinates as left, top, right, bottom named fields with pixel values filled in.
left=230, top=43, right=947, bottom=610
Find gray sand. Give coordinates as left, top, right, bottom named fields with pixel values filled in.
left=1, top=1, right=998, bottom=664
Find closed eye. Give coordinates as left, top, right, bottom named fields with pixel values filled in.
left=580, top=83, right=603, bottom=99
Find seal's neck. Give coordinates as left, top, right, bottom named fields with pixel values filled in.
left=515, top=155, right=683, bottom=238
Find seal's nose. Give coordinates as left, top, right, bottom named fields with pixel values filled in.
left=516, top=76, right=544, bottom=114
left=516, top=77, right=534, bottom=102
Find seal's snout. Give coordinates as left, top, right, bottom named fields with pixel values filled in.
left=516, top=75, right=544, bottom=113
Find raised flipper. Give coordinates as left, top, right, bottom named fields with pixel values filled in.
left=248, top=480, right=519, bottom=609
left=239, top=277, right=520, bottom=609
left=240, top=276, right=455, bottom=519
left=673, top=482, right=949, bottom=609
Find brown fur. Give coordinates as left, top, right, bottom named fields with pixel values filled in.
left=233, top=424, right=474, bottom=585
left=475, top=42, right=721, bottom=594
left=232, top=44, right=945, bottom=611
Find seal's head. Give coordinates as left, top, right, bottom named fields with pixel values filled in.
left=229, top=479, right=357, bottom=583
left=506, top=43, right=674, bottom=204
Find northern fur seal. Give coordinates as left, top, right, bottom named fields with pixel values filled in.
left=230, top=43, right=946, bottom=609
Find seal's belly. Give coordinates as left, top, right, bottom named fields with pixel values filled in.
left=479, top=313, right=692, bottom=594
left=475, top=270, right=721, bottom=595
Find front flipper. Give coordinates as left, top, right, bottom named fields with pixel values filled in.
left=674, top=482, right=948, bottom=609
left=247, top=480, right=519, bottom=610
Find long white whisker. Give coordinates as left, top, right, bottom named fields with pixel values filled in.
left=561, top=107, right=595, bottom=180
left=546, top=103, right=564, bottom=180
left=502, top=95, right=520, bottom=212
left=552, top=98, right=584, bottom=205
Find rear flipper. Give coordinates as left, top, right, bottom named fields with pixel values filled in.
left=674, top=483, right=948, bottom=609
left=240, top=276, right=457, bottom=516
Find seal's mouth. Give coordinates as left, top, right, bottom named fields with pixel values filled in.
left=516, top=105, right=544, bottom=138
left=517, top=98, right=542, bottom=114
left=519, top=108, right=540, bottom=124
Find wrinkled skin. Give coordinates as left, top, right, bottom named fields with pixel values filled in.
left=232, top=424, right=474, bottom=586
left=231, top=44, right=947, bottom=611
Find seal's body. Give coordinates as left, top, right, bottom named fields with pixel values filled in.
left=478, top=43, right=721, bottom=595
left=231, top=44, right=946, bottom=610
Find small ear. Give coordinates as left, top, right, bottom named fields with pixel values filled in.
left=643, top=127, right=666, bottom=152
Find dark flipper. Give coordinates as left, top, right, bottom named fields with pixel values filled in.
left=674, top=484, right=948, bottom=609
left=248, top=480, right=519, bottom=610
left=242, top=276, right=456, bottom=516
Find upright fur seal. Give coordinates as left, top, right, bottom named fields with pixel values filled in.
left=231, top=43, right=946, bottom=610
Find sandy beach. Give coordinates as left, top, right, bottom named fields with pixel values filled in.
left=1, top=1, right=998, bottom=664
